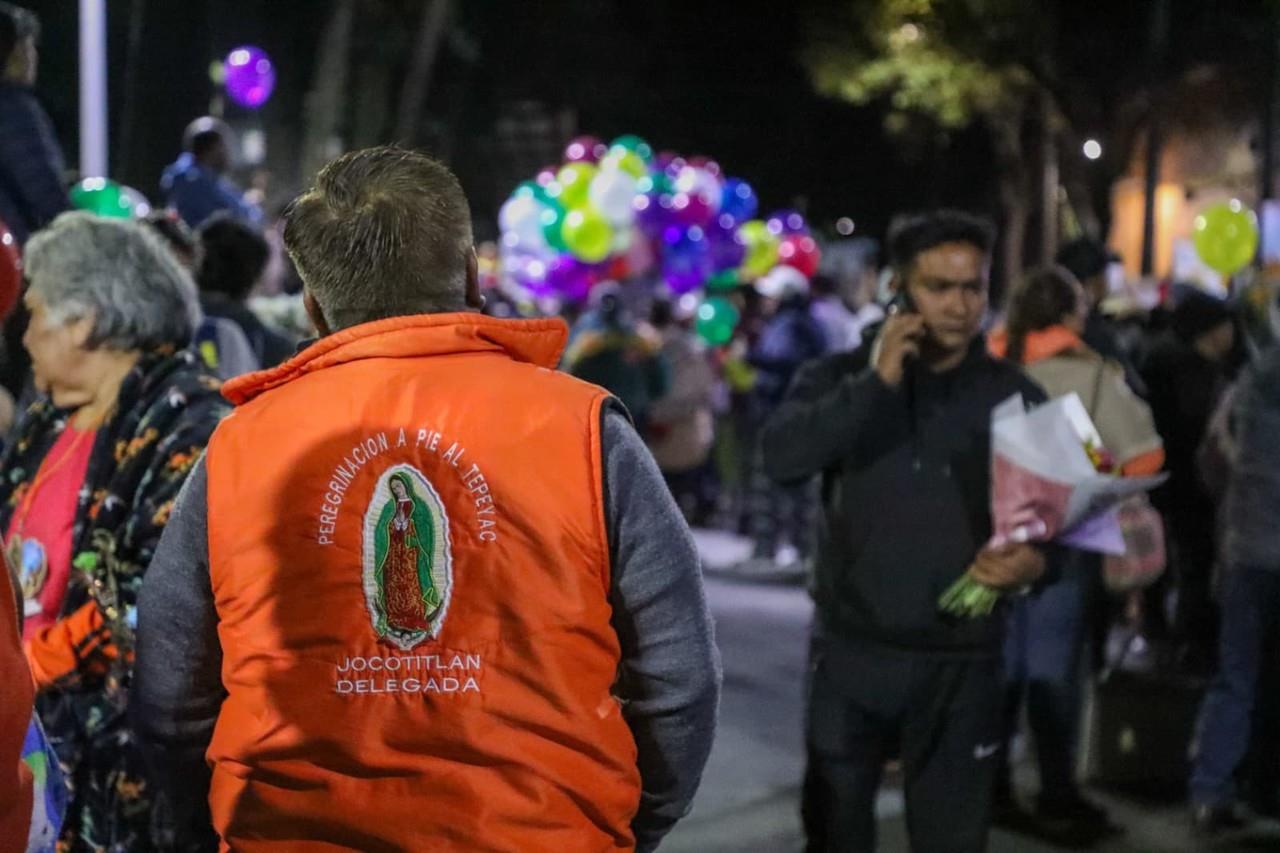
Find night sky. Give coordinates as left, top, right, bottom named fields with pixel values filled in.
left=18, top=0, right=1275, bottom=248
left=22, top=0, right=1007, bottom=248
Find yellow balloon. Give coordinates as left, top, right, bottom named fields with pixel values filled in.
left=737, top=219, right=780, bottom=279
left=555, top=163, right=597, bottom=210
left=562, top=207, right=613, bottom=263
left=602, top=150, right=648, bottom=180
left=1193, top=201, right=1258, bottom=276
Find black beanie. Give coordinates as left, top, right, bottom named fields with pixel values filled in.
left=1055, top=238, right=1118, bottom=283
left=1172, top=290, right=1232, bottom=343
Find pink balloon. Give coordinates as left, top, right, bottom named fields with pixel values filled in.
left=672, top=192, right=715, bottom=228
left=687, top=156, right=722, bottom=178
left=564, top=135, right=607, bottom=164
left=536, top=166, right=558, bottom=187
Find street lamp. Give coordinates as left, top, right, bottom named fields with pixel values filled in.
left=1083, top=139, right=1103, bottom=161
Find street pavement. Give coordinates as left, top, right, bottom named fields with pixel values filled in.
left=660, top=531, right=1280, bottom=853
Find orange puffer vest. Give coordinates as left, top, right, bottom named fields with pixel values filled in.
left=203, top=313, right=640, bottom=852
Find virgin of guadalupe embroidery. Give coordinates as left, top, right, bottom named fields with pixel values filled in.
left=362, top=465, right=453, bottom=650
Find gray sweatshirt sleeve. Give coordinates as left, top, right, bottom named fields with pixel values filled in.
left=132, top=457, right=222, bottom=851
left=602, top=406, right=722, bottom=852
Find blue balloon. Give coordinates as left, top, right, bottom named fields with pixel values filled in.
left=661, top=226, right=714, bottom=294
left=719, top=178, right=758, bottom=224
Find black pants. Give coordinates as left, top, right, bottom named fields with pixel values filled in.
left=803, top=635, right=1002, bottom=853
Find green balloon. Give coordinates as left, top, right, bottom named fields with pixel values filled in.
left=1194, top=201, right=1259, bottom=275
left=737, top=219, right=780, bottom=279
left=603, top=150, right=648, bottom=180
left=70, top=178, right=134, bottom=218
left=561, top=206, right=613, bottom=263
left=609, top=134, right=653, bottom=163
left=707, top=270, right=739, bottom=292
left=540, top=198, right=568, bottom=251
left=696, top=295, right=741, bottom=346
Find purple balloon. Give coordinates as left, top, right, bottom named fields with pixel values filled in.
left=662, top=227, right=714, bottom=294
left=708, top=222, right=747, bottom=272
left=224, top=46, right=276, bottom=109
left=766, top=208, right=808, bottom=236
left=635, top=192, right=678, bottom=236
left=546, top=255, right=595, bottom=301
left=653, top=150, right=682, bottom=172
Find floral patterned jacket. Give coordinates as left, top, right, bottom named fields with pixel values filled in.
left=0, top=347, right=228, bottom=850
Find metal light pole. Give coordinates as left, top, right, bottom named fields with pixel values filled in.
left=79, top=0, right=107, bottom=178
left=1260, top=8, right=1280, bottom=266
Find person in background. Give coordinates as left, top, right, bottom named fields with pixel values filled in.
left=989, top=266, right=1163, bottom=842
left=647, top=298, right=717, bottom=526
left=745, top=266, right=827, bottom=569
left=0, top=2, right=66, bottom=247
left=0, top=1, right=54, bottom=436
left=196, top=212, right=295, bottom=369
left=160, top=117, right=262, bottom=230
left=809, top=273, right=860, bottom=353
left=5, top=556, right=65, bottom=852
left=142, top=210, right=260, bottom=381
left=1, top=212, right=226, bottom=849
left=1141, top=289, right=1237, bottom=672
left=1054, top=238, right=1145, bottom=396
left=2, top=557, right=35, bottom=848
left=1189, top=344, right=1280, bottom=836
left=563, top=283, right=670, bottom=433
left=133, top=147, right=719, bottom=852
left=764, top=210, right=1047, bottom=853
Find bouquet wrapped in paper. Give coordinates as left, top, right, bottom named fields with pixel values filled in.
left=939, top=393, right=1165, bottom=617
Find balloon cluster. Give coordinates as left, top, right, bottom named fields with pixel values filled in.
left=500, top=134, right=820, bottom=319
left=1193, top=200, right=1258, bottom=277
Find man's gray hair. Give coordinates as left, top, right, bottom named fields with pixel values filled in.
left=283, top=146, right=474, bottom=331
left=25, top=212, right=201, bottom=350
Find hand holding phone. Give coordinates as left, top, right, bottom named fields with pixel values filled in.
left=872, top=288, right=926, bottom=387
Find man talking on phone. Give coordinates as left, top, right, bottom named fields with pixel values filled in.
left=763, top=210, right=1048, bottom=853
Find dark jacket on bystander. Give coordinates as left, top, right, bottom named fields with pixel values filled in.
left=763, top=334, right=1046, bottom=655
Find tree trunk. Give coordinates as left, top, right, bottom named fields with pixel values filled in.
left=393, top=0, right=453, bottom=145
left=300, top=0, right=355, bottom=184
left=1039, top=90, right=1060, bottom=264
left=352, top=60, right=392, bottom=149
left=992, top=112, right=1029, bottom=303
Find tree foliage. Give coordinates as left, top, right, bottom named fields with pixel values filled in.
left=803, top=0, right=1046, bottom=136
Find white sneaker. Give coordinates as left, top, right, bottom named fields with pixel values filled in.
left=774, top=543, right=800, bottom=568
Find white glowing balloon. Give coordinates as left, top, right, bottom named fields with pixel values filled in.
left=589, top=168, right=640, bottom=225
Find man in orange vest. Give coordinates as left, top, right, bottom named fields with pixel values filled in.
left=134, top=147, right=722, bottom=852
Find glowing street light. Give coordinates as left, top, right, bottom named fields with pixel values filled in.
left=1083, top=139, right=1103, bottom=161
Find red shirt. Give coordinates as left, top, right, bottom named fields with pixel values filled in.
left=7, top=425, right=96, bottom=640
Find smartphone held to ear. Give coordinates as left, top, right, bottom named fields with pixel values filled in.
left=888, top=288, right=917, bottom=316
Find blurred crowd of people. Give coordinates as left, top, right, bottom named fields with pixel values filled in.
left=2, top=1, right=1280, bottom=851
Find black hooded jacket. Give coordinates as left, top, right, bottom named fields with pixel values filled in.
left=763, top=333, right=1045, bottom=655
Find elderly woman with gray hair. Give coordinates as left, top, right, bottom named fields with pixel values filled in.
left=0, top=211, right=227, bottom=850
